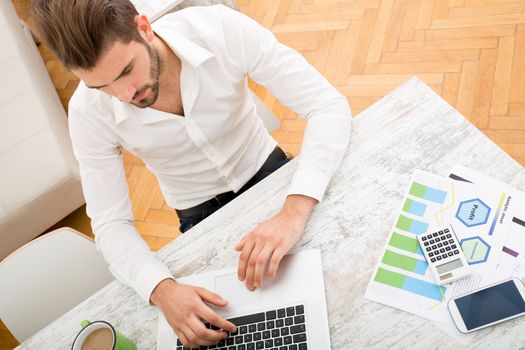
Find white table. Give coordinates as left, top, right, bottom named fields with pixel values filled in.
left=16, top=78, right=525, bottom=349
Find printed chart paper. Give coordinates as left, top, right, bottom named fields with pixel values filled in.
left=365, top=169, right=513, bottom=343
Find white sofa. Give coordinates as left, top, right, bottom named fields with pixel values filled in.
left=0, top=1, right=85, bottom=260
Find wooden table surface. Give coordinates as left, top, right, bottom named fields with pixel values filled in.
left=17, top=78, right=525, bottom=349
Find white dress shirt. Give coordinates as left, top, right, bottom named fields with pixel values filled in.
left=68, top=5, right=351, bottom=303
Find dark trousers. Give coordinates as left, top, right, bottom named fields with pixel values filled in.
left=176, top=147, right=290, bottom=233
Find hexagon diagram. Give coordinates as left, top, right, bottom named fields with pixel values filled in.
left=455, top=198, right=491, bottom=227
left=460, top=237, right=491, bottom=264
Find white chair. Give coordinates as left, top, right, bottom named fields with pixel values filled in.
left=138, top=0, right=281, bottom=132
left=0, top=228, right=114, bottom=342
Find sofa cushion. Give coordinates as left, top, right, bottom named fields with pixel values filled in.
left=0, top=89, right=49, bottom=152
left=0, top=0, right=85, bottom=260
left=0, top=126, right=71, bottom=219
left=0, top=1, right=22, bottom=32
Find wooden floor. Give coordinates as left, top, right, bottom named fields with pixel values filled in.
left=3, top=0, right=525, bottom=348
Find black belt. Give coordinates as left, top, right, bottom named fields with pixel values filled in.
left=176, top=147, right=287, bottom=218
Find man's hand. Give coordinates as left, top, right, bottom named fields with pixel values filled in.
left=150, top=279, right=236, bottom=348
left=235, top=194, right=317, bottom=290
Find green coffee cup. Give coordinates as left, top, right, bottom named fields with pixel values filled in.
left=71, top=320, right=136, bottom=350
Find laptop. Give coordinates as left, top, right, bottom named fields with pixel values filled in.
left=156, top=249, right=331, bottom=349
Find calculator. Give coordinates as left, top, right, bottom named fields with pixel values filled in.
left=417, top=225, right=471, bottom=285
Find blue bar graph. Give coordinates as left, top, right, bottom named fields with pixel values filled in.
left=414, top=260, right=428, bottom=275
left=403, top=275, right=445, bottom=301
left=410, top=182, right=447, bottom=204
left=403, top=198, right=427, bottom=217
left=375, top=268, right=446, bottom=302
left=411, top=220, right=429, bottom=234
left=396, top=215, right=429, bottom=235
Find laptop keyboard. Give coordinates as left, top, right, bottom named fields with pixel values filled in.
left=176, top=304, right=308, bottom=350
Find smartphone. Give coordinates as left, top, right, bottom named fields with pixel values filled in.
left=448, top=278, right=525, bottom=333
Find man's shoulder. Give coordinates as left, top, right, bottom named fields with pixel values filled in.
left=67, top=82, right=119, bottom=146
left=154, top=4, right=249, bottom=63
left=156, top=4, right=240, bottom=35
left=69, top=81, right=113, bottom=120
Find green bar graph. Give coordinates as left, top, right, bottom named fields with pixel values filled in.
left=375, top=267, right=404, bottom=288
left=396, top=215, right=428, bottom=234
left=389, top=232, right=420, bottom=254
left=374, top=268, right=445, bottom=301
left=382, top=250, right=417, bottom=271
left=382, top=250, right=428, bottom=275
left=409, top=182, right=427, bottom=198
left=403, top=199, right=414, bottom=212
left=408, top=182, right=447, bottom=204
left=396, top=215, right=413, bottom=231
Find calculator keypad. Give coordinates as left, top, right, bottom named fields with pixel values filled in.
left=421, top=228, right=460, bottom=263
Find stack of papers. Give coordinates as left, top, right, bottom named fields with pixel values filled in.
left=365, top=166, right=525, bottom=344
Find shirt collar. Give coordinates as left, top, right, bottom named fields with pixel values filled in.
left=152, top=15, right=215, bottom=68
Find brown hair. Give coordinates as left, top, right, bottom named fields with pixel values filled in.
left=32, top=0, right=141, bottom=70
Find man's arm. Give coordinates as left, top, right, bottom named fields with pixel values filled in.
left=215, top=5, right=352, bottom=287
left=69, top=101, right=235, bottom=347
left=68, top=103, right=174, bottom=301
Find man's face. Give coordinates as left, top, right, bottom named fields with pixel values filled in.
left=73, top=38, right=161, bottom=108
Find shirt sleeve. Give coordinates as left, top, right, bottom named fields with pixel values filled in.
left=217, top=5, right=352, bottom=201
left=68, top=104, right=173, bottom=304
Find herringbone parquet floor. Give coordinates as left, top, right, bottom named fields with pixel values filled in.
left=3, top=0, right=525, bottom=348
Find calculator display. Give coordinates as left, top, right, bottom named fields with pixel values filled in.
left=436, top=258, right=463, bottom=274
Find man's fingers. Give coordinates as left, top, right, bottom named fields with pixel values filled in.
left=199, top=304, right=237, bottom=333
left=253, top=246, right=273, bottom=288
left=176, top=298, right=229, bottom=347
left=195, top=287, right=236, bottom=332
left=245, top=244, right=263, bottom=290
left=178, top=323, right=199, bottom=348
left=174, top=329, right=190, bottom=348
left=234, top=236, right=247, bottom=251
left=185, top=314, right=229, bottom=346
left=267, top=247, right=286, bottom=280
left=159, top=283, right=234, bottom=348
left=196, top=287, right=228, bottom=307
left=237, top=239, right=255, bottom=281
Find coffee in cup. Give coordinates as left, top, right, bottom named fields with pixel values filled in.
left=71, top=320, right=136, bottom=350
left=81, top=326, right=113, bottom=350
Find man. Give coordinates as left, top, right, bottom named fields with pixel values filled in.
left=32, top=0, right=351, bottom=347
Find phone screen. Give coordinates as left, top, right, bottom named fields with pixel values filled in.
left=455, top=280, right=525, bottom=330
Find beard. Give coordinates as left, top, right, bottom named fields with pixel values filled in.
left=131, top=42, right=162, bottom=108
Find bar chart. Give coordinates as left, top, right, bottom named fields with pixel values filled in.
left=381, top=250, right=428, bottom=275
left=409, top=182, right=447, bottom=204
left=374, top=268, right=445, bottom=302
left=388, top=232, right=423, bottom=256
left=403, top=198, right=427, bottom=216
left=396, top=215, right=428, bottom=235
left=373, top=176, right=448, bottom=303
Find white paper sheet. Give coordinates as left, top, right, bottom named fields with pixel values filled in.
left=449, top=165, right=525, bottom=282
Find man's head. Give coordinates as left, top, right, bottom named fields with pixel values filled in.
left=32, top=0, right=163, bottom=107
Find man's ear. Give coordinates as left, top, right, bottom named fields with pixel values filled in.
left=135, top=14, right=154, bottom=43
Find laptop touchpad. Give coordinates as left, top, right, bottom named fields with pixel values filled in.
left=214, top=273, right=262, bottom=307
